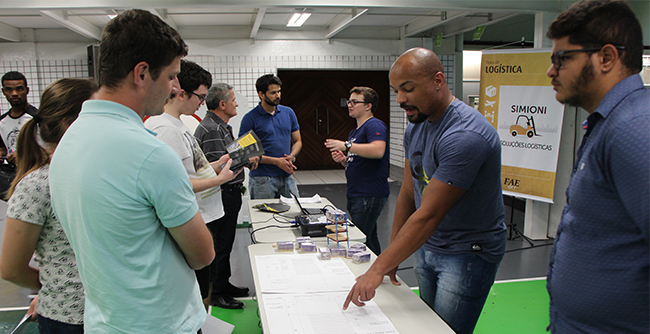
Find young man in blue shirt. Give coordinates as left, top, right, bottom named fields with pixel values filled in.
left=325, top=87, right=389, bottom=255
left=545, top=1, right=649, bottom=332
left=239, top=74, right=302, bottom=199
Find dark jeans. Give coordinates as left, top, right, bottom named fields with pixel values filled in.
left=212, top=184, right=242, bottom=294
left=347, top=196, right=387, bottom=255
left=37, top=314, right=83, bottom=334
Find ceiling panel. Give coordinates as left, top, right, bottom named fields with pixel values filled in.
left=0, top=2, right=548, bottom=43
left=171, top=13, right=255, bottom=26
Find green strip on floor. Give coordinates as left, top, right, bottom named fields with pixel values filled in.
left=211, top=279, right=549, bottom=334
left=475, top=278, right=550, bottom=334
left=211, top=299, right=262, bottom=334
left=0, top=310, right=39, bottom=334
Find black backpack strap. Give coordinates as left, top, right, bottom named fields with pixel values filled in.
left=25, top=105, right=38, bottom=117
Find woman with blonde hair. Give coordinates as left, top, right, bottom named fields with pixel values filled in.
left=0, top=78, right=98, bottom=333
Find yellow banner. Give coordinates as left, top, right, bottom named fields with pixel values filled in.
left=479, top=49, right=564, bottom=203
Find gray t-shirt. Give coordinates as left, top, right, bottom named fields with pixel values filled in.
left=404, top=100, right=506, bottom=263
left=7, top=164, right=84, bottom=324
left=145, top=113, right=224, bottom=223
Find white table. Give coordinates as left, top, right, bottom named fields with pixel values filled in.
left=248, top=244, right=455, bottom=334
left=247, top=197, right=366, bottom=244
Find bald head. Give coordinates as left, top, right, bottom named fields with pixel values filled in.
left=391, top=47, right=444, bottom=79
left=390, top=47, right=453, bottom=123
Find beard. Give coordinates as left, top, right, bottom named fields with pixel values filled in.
left=562, top=61, right=596, bottom=108
left=264, top=95, right=279, bottom=107
left=402, top=103, right=429, bottom=124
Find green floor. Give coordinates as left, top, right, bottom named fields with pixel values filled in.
left=211, top=278, right=550, bottom=334
left=0, top=309, right=39, bottom=334
left=0, top=279, right=547, bottom=333
left=475, top=279, right=549, bottom=334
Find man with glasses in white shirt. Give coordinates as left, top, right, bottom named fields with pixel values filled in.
left=145, top=60, right=239, bottom=310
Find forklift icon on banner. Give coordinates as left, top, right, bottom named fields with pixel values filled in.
left=510, top=115, right=540, bottom=138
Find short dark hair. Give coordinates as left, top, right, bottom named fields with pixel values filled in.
left=349, top=86, right=379, bottom=113
left=178, top=60, right=212, bottom=94
left=98, top=9, right=188, bottom=89
left=547, top=0, right=643, bottom=74
left=2, top=71, right=27, bottom=87
left=206, top=83, right=233, bottom=110
left=255, top=74, right=282, bottom=94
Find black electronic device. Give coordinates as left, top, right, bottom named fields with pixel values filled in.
left=290, top=191, right=324, bottom=215
left=295, top=215, right=328, bottom=237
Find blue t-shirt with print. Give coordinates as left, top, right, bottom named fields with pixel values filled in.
left=345, top=117, right=389, bottom=198
left=404, top=99, right=506, bottom=263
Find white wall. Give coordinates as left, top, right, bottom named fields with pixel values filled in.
left=0, top=38, right=453, bottom=173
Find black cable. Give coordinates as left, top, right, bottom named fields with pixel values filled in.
left=272, top=212, right=296, bottom=220
left=249, top=224, right=298, bottom=244
left=505, top=241, right=554, bottom=253
left=272, top=213, right=294, bottom=224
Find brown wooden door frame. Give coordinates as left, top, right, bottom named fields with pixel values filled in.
left=278, top=70, right=390, bottom=170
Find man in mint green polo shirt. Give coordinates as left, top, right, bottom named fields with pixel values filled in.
left=49, top=10, right=216, bottom=333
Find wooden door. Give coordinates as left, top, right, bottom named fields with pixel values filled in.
left=278, top=70, right=389, bottom=170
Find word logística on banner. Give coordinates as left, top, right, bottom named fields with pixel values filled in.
left=479, top=49, right=564, bottom=203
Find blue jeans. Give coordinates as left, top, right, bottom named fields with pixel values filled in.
left=414, top=248, right=502, bottom=334
left=249, top=175, right=299, bottom=199
left=37, top=314, right=84, bottom=334
left=347, top=196, right=387, bottom=255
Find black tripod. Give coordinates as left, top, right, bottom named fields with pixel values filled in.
left=507, top=196, right=534, bottom=247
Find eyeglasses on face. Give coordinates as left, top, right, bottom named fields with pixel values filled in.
left=189, top=91, right=206, bottom=103
left=346, top=99, right=368, bottom=106
left=550, top=45, right=626, bottom=70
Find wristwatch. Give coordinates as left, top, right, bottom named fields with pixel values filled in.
left=290, top=154, right=296, bottom=162
left=344, top=141, right=352, bottom=152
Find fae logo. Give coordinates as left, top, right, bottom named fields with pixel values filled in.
left=485, top=85, right=497, bottom=97
left=504, top=178, right=521, bottom=189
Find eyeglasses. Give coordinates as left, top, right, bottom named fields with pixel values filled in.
left=189, top=91, right=206, bottom=103
left=346, top=99, right=368, bottom=106
left=550, top=46, right=626, bottom=70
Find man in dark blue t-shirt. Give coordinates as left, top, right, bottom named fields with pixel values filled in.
left=239, top=74, right=302, bottom=199
left=343, top=48, right=506, bottom=334
left=325, top=86, right=389, bottom=255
